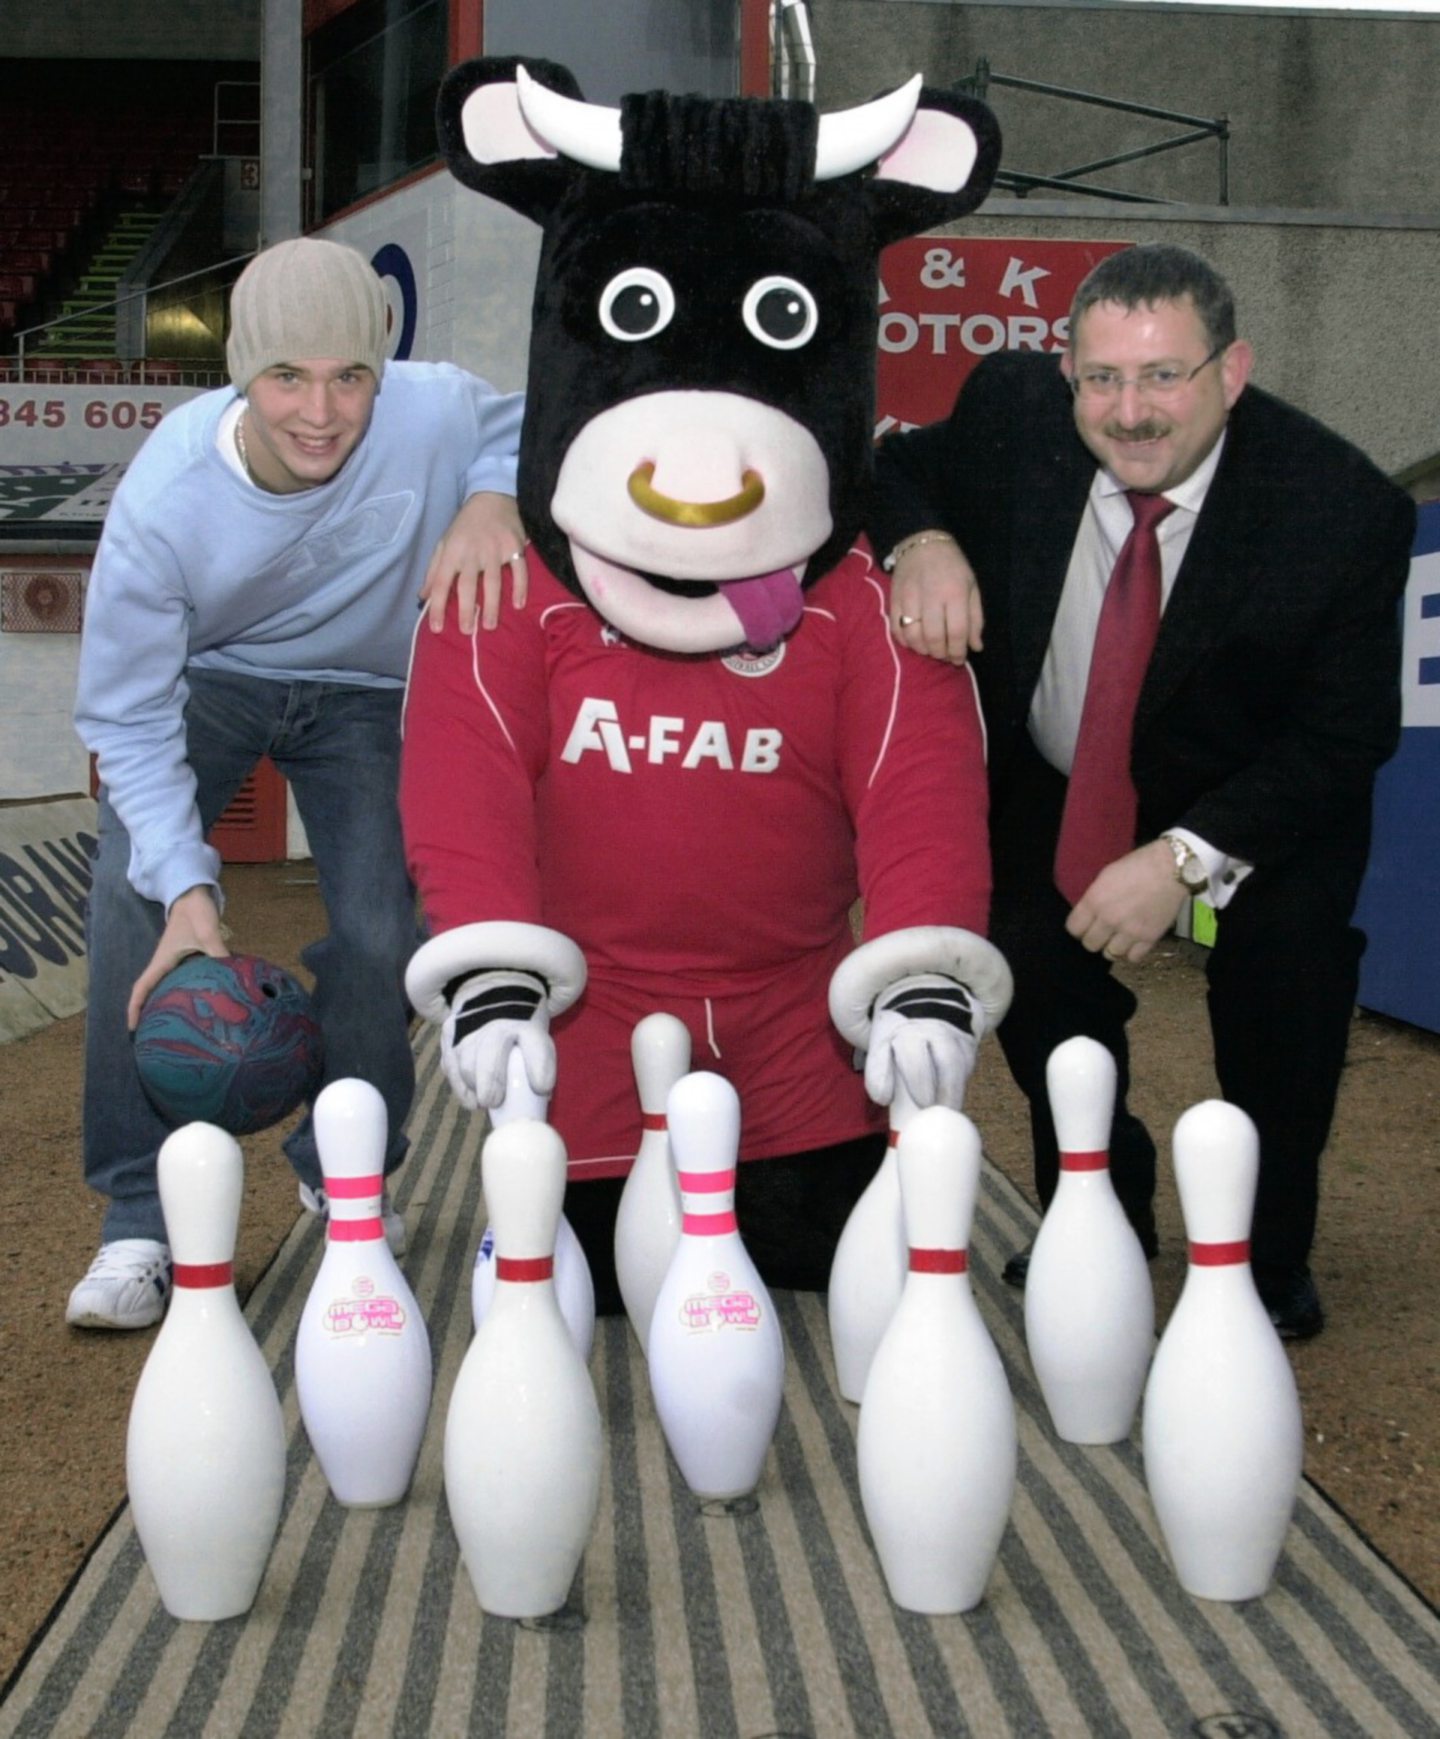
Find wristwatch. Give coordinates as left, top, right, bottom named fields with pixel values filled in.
left=1161, top=833, right=1209, bottom=893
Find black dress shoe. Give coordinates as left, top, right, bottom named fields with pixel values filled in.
left=1002, top=1209, right=1159, bottom=1291
left=1254, top=1264, right=1325, bottom=1341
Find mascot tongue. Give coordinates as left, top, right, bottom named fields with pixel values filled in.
left=721, top=567, right=805, bottom=651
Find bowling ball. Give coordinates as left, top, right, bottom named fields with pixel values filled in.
left=133, top=952, right=324, bottom=1134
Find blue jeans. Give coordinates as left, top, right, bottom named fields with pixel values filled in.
left=84, top=669, right=418, bottom=1243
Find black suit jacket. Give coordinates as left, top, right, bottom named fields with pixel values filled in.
left=871, top=351, right=1417, bottom=882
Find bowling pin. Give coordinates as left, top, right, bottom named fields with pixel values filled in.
left=1024, top=1037, right=1154, bottom=1443
left=1142, top=1100, right=1304, bottom=1601
left=295, top=1078, right=432, bottom=1507
left=646, top=1072, right=785, bottom=1501
left=472, top=1046, right=595, bottom=1360
left=445, top=1117, right=603, bottom=1618
left=857, top=1106, right=1016, bottom=1613
left=126, top=1123, right=286, bottom=1620
left=614, top=1012, right=690, bottom=1347
left=827, top=1080, right=916, bottom=1404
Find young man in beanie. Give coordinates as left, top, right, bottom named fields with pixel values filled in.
left=68, top=237, right=526, bottom=1329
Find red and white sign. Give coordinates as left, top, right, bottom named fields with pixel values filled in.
left=0, top=385, right=200, bottom=526
left=0, top=385, right=196, bottom=458
left=875, top=237, right=1130, bottom=436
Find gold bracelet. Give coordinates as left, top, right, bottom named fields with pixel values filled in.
left=883, top=529, right=957, bottom=572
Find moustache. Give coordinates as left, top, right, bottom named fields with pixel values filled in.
left=1104, top=420, right=1171, bottom=443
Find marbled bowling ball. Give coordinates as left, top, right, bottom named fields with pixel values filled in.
left=133, top=953, right=324, bottom=1134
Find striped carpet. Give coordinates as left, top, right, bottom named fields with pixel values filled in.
left=4, top=1031, right=1438, bottom=1739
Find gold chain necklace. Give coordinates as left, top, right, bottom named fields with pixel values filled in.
left=235, top=410, right=257, bottom=483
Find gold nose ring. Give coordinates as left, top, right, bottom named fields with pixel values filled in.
left=627, top=462, right=765, bottom=528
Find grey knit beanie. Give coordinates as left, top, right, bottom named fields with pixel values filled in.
left=226, top=238, right=388, bottom=391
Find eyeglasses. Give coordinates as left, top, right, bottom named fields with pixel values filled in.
left=1069, top=344, right=1224, bottom=403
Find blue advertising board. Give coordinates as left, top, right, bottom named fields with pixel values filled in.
left=1355, top=499, right=1440, bottom=1033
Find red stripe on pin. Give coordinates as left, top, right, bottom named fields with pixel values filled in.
left=888, top=1128, right=901, bottom=1148
left=1060, top=1149, right=1108, bottom=1171
left=684, top=1211, right=738, bottom=1235
left=173, top=1261, right=232, bottom=1288
left=324, top=1174, right=383, bottom=1199
left=641, top=1113, right=667, bottom=1132
left=497, top=1256, right=554, bottom=1282
left=678, top=1170, right=734, bottom=1194
left=910, top=1248, right=967, bottom=1273
left=1189, top=1239, right=1251, bottom=1266
left=329, top=1218, right=384, bottom=1242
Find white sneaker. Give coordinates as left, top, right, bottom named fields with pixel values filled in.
left=298, top=1181, right=407, bottom=1257
left=66, top=1239, right=172, bottom=1330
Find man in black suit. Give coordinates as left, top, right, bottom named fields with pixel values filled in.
left=870, top=244, right=1415, bottom=1339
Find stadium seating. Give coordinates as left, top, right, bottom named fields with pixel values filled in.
left=0, top=77, right=215, bottom=362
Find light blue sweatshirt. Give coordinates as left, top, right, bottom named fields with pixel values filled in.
left=74, top=360, right=523, bottom=911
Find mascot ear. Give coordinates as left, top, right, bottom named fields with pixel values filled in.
left=864, top=89, right=1002, bottom=248
left=436, top=56, right=584, bottom=224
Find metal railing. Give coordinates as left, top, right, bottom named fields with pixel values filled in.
left=5, top=252, right=255, bottom=385
left=958, top=60, right=1229, bottom=205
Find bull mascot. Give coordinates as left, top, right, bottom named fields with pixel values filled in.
left=401, top=59, right=1011, bottom=1307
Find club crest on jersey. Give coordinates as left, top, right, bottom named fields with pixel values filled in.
left=722, top=643, right=787, bottom=679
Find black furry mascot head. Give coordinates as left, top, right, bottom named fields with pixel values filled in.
left=438, top=59, right=1000, bottom=654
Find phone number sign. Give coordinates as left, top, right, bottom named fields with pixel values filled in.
left=0, top=395, right=163, bottom=434
left=0, top=384, right=198, bottom=467
left=874, top=237, right=1130, bottom=436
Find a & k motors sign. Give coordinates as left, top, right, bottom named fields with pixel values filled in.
left=875, top=237, right=1129, bottom=437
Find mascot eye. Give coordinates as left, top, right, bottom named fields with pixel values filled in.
left=599, top=268, right=676, bottom=342
left=742, top=276, right=818, bottom=350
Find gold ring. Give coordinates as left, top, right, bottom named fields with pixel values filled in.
left=898, top=614, right=917, bottom=627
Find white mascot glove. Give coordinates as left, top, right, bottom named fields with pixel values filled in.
left=863, top=973, right=984, bottom=1111
left=440, top=968, right=556, bottom=1113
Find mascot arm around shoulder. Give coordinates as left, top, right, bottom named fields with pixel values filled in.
left=402, top=58, right=1010, bottom=1181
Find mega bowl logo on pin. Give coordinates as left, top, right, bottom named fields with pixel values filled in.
left=678, top=1271, right=763, bottom=1332
left=324, top=1274, right=409, bottom=1337
left=371, top=242, right=418, bottom=361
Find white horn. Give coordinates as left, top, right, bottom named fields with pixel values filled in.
left=516, top=64, right=623, bottom=173
left=814, top=74, right=924, bottom=181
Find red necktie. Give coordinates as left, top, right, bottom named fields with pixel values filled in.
left=1054, top=491, right=1176, bottom=905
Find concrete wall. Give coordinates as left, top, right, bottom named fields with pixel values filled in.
left=5, top=0, right=259, bottom=61
left=946, top=203, right=1436, bottom=480
left=815, top=0, right=1440, bottom=216
left=0, top=575, right=92, bottom=803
